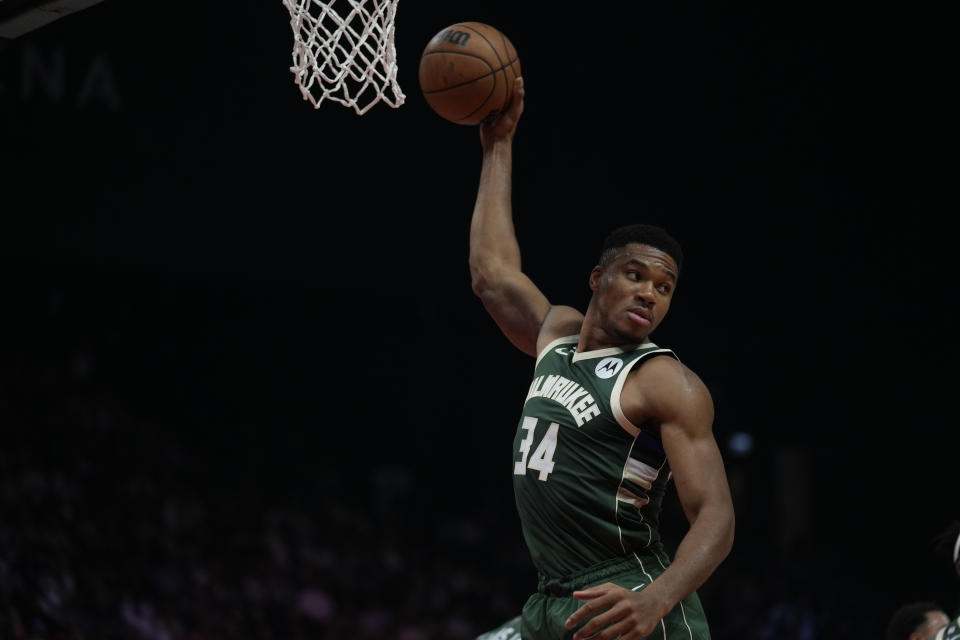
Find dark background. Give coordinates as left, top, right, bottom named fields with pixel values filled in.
left=1, top=1, right=957, bottom=638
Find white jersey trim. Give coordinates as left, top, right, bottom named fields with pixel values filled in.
left=653, top=552, right=694, bottom=639
left=632, top=554, right=667, bottom=640
left=536, top=334, right=661, bottom=367
left=611, top=348, right=675, bottom=436
left=570, top=339, right=655, bottom=364
left=535, top=335, right=579, bottom=368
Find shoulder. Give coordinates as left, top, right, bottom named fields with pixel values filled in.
left=535, top=305, right=584, bottom=355
left=635, top=353, right=706, bottom=385
left=623, top=355, right=714, bottom=431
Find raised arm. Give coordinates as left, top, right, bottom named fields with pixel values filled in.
left=469, top=78, right=581, bottom=356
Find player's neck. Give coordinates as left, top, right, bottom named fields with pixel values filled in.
left=577, top=310, right=647, bottom=354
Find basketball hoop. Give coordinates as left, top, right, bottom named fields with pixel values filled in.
left=283, top=0, right=406, bottom=115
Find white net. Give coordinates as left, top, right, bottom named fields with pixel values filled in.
left=283, top=0, right=405, bottom=115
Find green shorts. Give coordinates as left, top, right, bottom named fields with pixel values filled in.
left=477, top=552, right=710, bottom=640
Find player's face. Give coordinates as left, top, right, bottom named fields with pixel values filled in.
left=589, top=243, right=678, bottom=343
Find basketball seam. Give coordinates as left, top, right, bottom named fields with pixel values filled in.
left=420, top=54, right=519, bottom=95
left=419, top=51, right=519, bottom=68
left=459, top=23, right=512, bottom=112
left=496, top=32, right=513, bottom=113
left=461, top=23, right=513, bottom=111
left=430, top=80, right=497, bottom=122
left=459, top=23, right=506, bottom=67
left=420, top=23, right=519, bottom=123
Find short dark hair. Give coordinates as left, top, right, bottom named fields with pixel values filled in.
left=598, top=224, right=683, bottom=274
left=886, top=601, right=944, bottom=640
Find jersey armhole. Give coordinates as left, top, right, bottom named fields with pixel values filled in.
left=611, top=349, right=678, bottom=437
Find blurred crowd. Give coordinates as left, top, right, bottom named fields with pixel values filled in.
left=0, top=350, right=530, bottom=640
left=0, top=279, right=899, bottom=639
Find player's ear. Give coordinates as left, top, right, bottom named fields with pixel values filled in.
left=589, top=265, right=604, bottom=292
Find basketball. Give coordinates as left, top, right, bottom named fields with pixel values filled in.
left=418, top=22, right=521, bottom=125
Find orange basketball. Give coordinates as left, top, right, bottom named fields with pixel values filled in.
left=418, top=22, right=521, bottom=125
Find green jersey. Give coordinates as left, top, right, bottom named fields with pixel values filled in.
left=512, top=335, right=678, bottom=579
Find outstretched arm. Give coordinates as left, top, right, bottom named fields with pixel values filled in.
left=469, top=77, right=581, bottom=356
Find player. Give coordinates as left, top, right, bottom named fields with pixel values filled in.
left=930, top=521, right=960, bottom=640
left=886, top=602, right=951, bottom=640
left=471, top=76, right=735, bottom=640
left=884, top=521, right=960, bottom=640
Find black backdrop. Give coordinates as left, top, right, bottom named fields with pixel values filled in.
left=2, top=2, right=957, bottom=638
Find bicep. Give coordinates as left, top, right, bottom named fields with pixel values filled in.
left=662, top=424, right=730, bottom=523
left=657, top=371, right=731, bottom=523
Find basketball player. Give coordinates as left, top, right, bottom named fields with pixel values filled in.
left=929, top=521, right=960, bottom=640
left=471, top=77, right=734, bottom=640
left=882, top=521, right=960, bottom=640
left=886, top=602, right=951, bottom=640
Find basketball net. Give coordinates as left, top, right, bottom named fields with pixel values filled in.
left=283, top=0, right=406, bottom=115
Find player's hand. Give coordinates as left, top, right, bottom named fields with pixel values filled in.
left=479, top=77, right=524, bottom=146
left=565, top=582, right=667, bottom=640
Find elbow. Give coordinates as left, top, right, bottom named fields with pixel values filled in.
left=470, top=242, right=521, bottom=299
left=469, top=258, right=499, bottom=299
left=724, top=525, right=735, bottom=561
left=719, top=509, right=736, bottom=560
left=698, top=500, right=735, bottom=561
left=470, top=268, right=488, bottom=299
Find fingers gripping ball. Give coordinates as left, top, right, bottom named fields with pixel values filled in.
left=419, top=22, right=521, bottom=125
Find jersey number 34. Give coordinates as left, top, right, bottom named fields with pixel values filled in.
left=514, top=417, right=559, bottom=481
